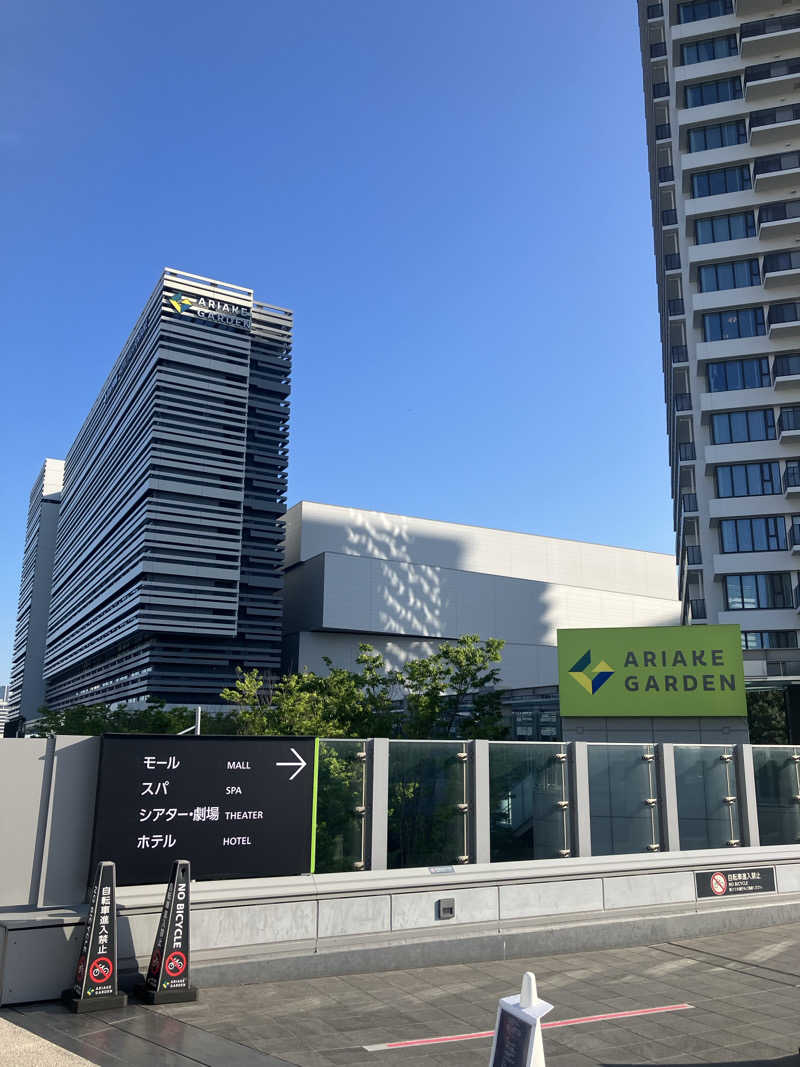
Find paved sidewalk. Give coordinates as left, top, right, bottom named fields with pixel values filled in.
left=3, top=921, right=800, bottom=1064
left=0, top=1013, right=98, bottom=1066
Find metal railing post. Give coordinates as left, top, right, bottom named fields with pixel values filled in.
left=473, top=739, right=491, bottom=864
left=736, top=743, right=761, bottom=848
left=656, top=742, right=681, bottom=852
left=368, top=738, right=389, bottom=870
left=570, top=742, right=591, bottom=857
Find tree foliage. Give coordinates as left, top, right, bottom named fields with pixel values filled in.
left=32, top=700, right=240, bottom=737
left=747, top=688, right=787, bottom=745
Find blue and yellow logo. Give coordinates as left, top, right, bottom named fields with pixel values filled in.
left=569, top=650, right=614, bottom=695
left=168, top=293, right=194, bottom=314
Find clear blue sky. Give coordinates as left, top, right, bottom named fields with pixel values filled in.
left=0, top=1, right=672, bottom=676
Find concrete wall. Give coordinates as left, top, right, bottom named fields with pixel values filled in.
left=282, top=502, right=681, bottom=691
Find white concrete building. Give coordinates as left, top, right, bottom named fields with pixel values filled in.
left=636, top=1, right=800, bottom=702
left=283, top=502, right=697, bottom=739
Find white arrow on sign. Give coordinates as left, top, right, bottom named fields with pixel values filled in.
left=275, top=747, right=307, bottom=781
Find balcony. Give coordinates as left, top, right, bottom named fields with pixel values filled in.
left=745, top=58, right=800, bottom=102
left=681, top=492, right=698, bottom=513
left=686, top=545, right=703, bottom=565
left=778, top=406, right=800, bottom=439
left=790, top=526, right=800, bottom=552
left=655, top=123, right=672, bottom=142
left=763, top=249, right=800, bottom=289
left=740, top=13, right=800, bottom=60
left=647, top=2, right=663, bottom=18
left=668, top=298, right=685, bottom=317
left=653, top=81, right=670, bottom=99
left=794, top=583, right=800, bottom=611
left=678, top=442, right=696, bottom=461
left=773, top=354, right=800, bottom=386
left=782, top=464, right=800, bottom=494
left=736, top=0, right=788, bottom=17
left=662, top=208, right=678, bottom=226
left=658, top=165, right=675, bottom=184
left=749, top=103, right=800, bottom=147
left=758, top=199, right=800, bottom=239
left=665, top=253, right=681, bottom=271
left=753, top=151, right=800, bottom=193
left=650, top=41, right=667, bottom=59
left=674, top=392, right=692, bottom=411
left=769, top=302, right=800, bottom=339
left=689, top=597, right=707, bottom=621
left=671, top=344, right=688, bottom=363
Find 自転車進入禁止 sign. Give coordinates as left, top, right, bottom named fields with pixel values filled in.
left=89, top=735, right=319, bottom=887
left=557, top=624, right=746, bottom=718
left=695, top=867, right=776, bottom=899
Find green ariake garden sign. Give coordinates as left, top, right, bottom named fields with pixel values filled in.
left=557, top=624, right=746, bottom=718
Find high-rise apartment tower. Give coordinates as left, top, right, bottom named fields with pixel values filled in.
left=11, top=269, right=292, bottom=712
left=637, top=0, right=800, bottom=685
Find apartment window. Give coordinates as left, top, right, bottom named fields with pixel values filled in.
left=716, top=461, right=781, bottom=497
left=692, top=165, right=751, bottom=198
left=759, top=201, right=800, bottom=226
left=695, top=211, right=755, bottom=244
left=699, top=259, right=760, bottom=292
left=688, top=120, right=747, bottom=152
left=773, top=354, right=800, bottom=378
left=724, top=573, right=792, bottom=610
left=681, top=35, right=737, bottom=65
left=678, top=0, right=733, bottom=23
left=708, top=357, right=770, bottom=391
left=754, top=151, right=800, bottom=177
left=742, top=630, right=798, bottom=649
left=684, top=77, right=742, bottom=109
left=703, top=307, right=766, bottom=341
left=720, top=517, right=786, bottom=553
left=711, top=408, right=775, bottom=444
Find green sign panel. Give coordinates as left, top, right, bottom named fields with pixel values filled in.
left=557, top=624, right=746, bottom=718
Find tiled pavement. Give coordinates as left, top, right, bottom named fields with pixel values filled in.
left=2, top=923, right=800, bottom=1065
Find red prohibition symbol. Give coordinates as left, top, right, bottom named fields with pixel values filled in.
left=164, top=951, right=187, bottom=977
left=710, top=872, right=728, bottom=896
left=89, top=956, right=113, bottom=983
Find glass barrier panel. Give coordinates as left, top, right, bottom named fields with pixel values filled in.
left=489, top=742, right=571, bottom=861
left=315, top=739, right=367, bottom=873
left=674, top=744, right=741, bottom=849
left=588, top=744, right=660, bottom=855
left=387, top=741, right=469, bottom=869
left=752, top=745, right=800, bottom=845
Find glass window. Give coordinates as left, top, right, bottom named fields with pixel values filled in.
left=684, top=77, right=742, bottom=109
left=742, top=630, right=798, bottom=649
left=695, top=212, right=756, bottom=244
left=720, top=517, right=786, bottom=552
left=725, top=572, right=792, bottom=609
left=681, top=35, right=737, bottom=64
left=687, top=120, right=746, bottom=153
left=712, top=409, right=774, bottom=444
left=704, top=307, right=766, bottom=341
left=692, top=165, right=751, bottom=198
left=698, top=259, right=759, bottom=292
left=678, top=0, right=733, bottom=24
left=715, top=461, right=781, bottom=497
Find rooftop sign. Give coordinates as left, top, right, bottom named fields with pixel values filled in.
left=557, top=624, right=746, bottom=717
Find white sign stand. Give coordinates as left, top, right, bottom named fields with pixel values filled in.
left=488, top=971, right=553, bottom=1067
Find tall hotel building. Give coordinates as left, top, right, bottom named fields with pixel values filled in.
left=637, top=0, right=800, bottom=687
left=9, top=270, right=291, bottom=713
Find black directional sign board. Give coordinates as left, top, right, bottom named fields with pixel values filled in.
left=695, top=866, right=776, bottom=899
left=89, top=735, right=318, bottom=886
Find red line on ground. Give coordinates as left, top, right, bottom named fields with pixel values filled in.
left=363, top=1002, right=693, bottom=1051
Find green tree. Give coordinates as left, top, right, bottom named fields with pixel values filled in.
left=747, top=688, right=788, bottom=744
left=400, top=635, right=508, bottom=739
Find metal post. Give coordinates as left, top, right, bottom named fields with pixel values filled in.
left=736, top=743, right=760, bottom=848
left=368, top=738, right=389, bottom=870
left=472, top=739, right=491, bottom=864
left=195, top=706, right=202, bottom=736
left=570, top=742, right=591, bottom=857
left=656, top=742, right=680, bottom=852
